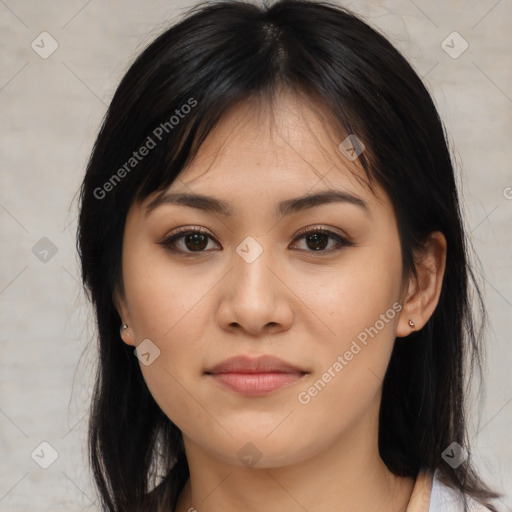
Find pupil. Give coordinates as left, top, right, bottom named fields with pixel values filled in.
left=186, top=233, right=207, bottom=251
left=307, top=233, right=328, bottom=251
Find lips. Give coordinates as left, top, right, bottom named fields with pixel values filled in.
left=205, top=355, right=307, bottom=396
left=206, top=355, right=306, bottom=374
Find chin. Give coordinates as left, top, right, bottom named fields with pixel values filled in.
left=195, top=430, right=319, bottom=470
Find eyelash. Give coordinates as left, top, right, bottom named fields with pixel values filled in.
left=158, top=225, right=353, bottom=256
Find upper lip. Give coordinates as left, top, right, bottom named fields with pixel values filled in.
left=205, top=355, right=307, bottom=374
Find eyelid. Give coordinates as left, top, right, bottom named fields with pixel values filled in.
left=292, top=224, right=350, bottom=241
left=158, top=226, right=218, bottom=249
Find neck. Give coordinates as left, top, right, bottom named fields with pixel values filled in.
left=174, top=392, right=415, bottom=512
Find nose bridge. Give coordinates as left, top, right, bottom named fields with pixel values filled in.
left=233, top=235, right=275, bottom=301
left=218, top=235, right=289, bottom=334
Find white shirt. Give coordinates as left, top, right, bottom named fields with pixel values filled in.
left=429, top=473, right=490, bottom=511
left=406, top=470, right=491, bottom=512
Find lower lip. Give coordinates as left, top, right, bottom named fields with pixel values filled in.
left=209, top=372, right=305, bottom=396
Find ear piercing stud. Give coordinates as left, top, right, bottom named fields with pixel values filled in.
left=120, top=324, right=129, bottom=335
left=408, top=319, right=416, bottom=330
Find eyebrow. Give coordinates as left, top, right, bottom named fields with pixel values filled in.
left=145, top=189, right=370, bottom=218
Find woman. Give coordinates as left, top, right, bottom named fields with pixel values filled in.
left=77, top=1, right=502, bottom=510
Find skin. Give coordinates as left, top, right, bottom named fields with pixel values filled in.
left=115, top=91, right=447, bottom=512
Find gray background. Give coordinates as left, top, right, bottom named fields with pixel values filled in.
left=1, top=0, right=511, bottom=510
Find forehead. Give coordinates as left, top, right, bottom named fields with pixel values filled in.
left=142, top=91, right=389, bottom=215
left=183, top=92, right=371, bottom=189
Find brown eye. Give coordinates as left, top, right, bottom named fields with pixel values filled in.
left=290, top=227, right=352, bottom=253
left=183, top=232, right=209, bottom=251
left=158, top=227, right=219, bottom=255
left=304, top=232, right=330, bottom=251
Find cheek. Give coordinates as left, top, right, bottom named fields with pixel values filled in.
left=290, top=274, right=402, bottom=452
left=299, top=246, right=403, bottom=347
left=121, top=246, right=214, bottom=416
left=123, top=240, right=214, bottom=341
left=296, top=239, right=403, bottom=401
left=124, top=262, right=214, bottom=434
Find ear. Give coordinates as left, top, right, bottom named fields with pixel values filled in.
left=396, top=231, right=447, bottom=338
left=113, top=286, right=136, bottom=347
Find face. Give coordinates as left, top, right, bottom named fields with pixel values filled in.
left=117, top=92, right=412, bottom=468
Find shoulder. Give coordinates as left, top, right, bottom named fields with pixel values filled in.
left=429, top=472, right=491, bottom=512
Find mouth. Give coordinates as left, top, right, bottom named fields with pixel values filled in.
left=205, top=355, right=308, bottom=396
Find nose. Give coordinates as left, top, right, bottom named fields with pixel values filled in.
left=216, top=242, right=294, bottom=337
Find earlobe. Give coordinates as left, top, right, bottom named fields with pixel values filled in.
left=113, top=288, right=136, bottom=346
left=396, top=231, right=447, bottom=338
left=396, top=275, right=420, bottom=337
left=119, top=323, right=135, bottom=346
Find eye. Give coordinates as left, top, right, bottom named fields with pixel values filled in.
left=158, top=227, right=220, bottom=255
left=158, top=225, right=352, bottom=256
left=290, top=226, right=352, bottom=253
